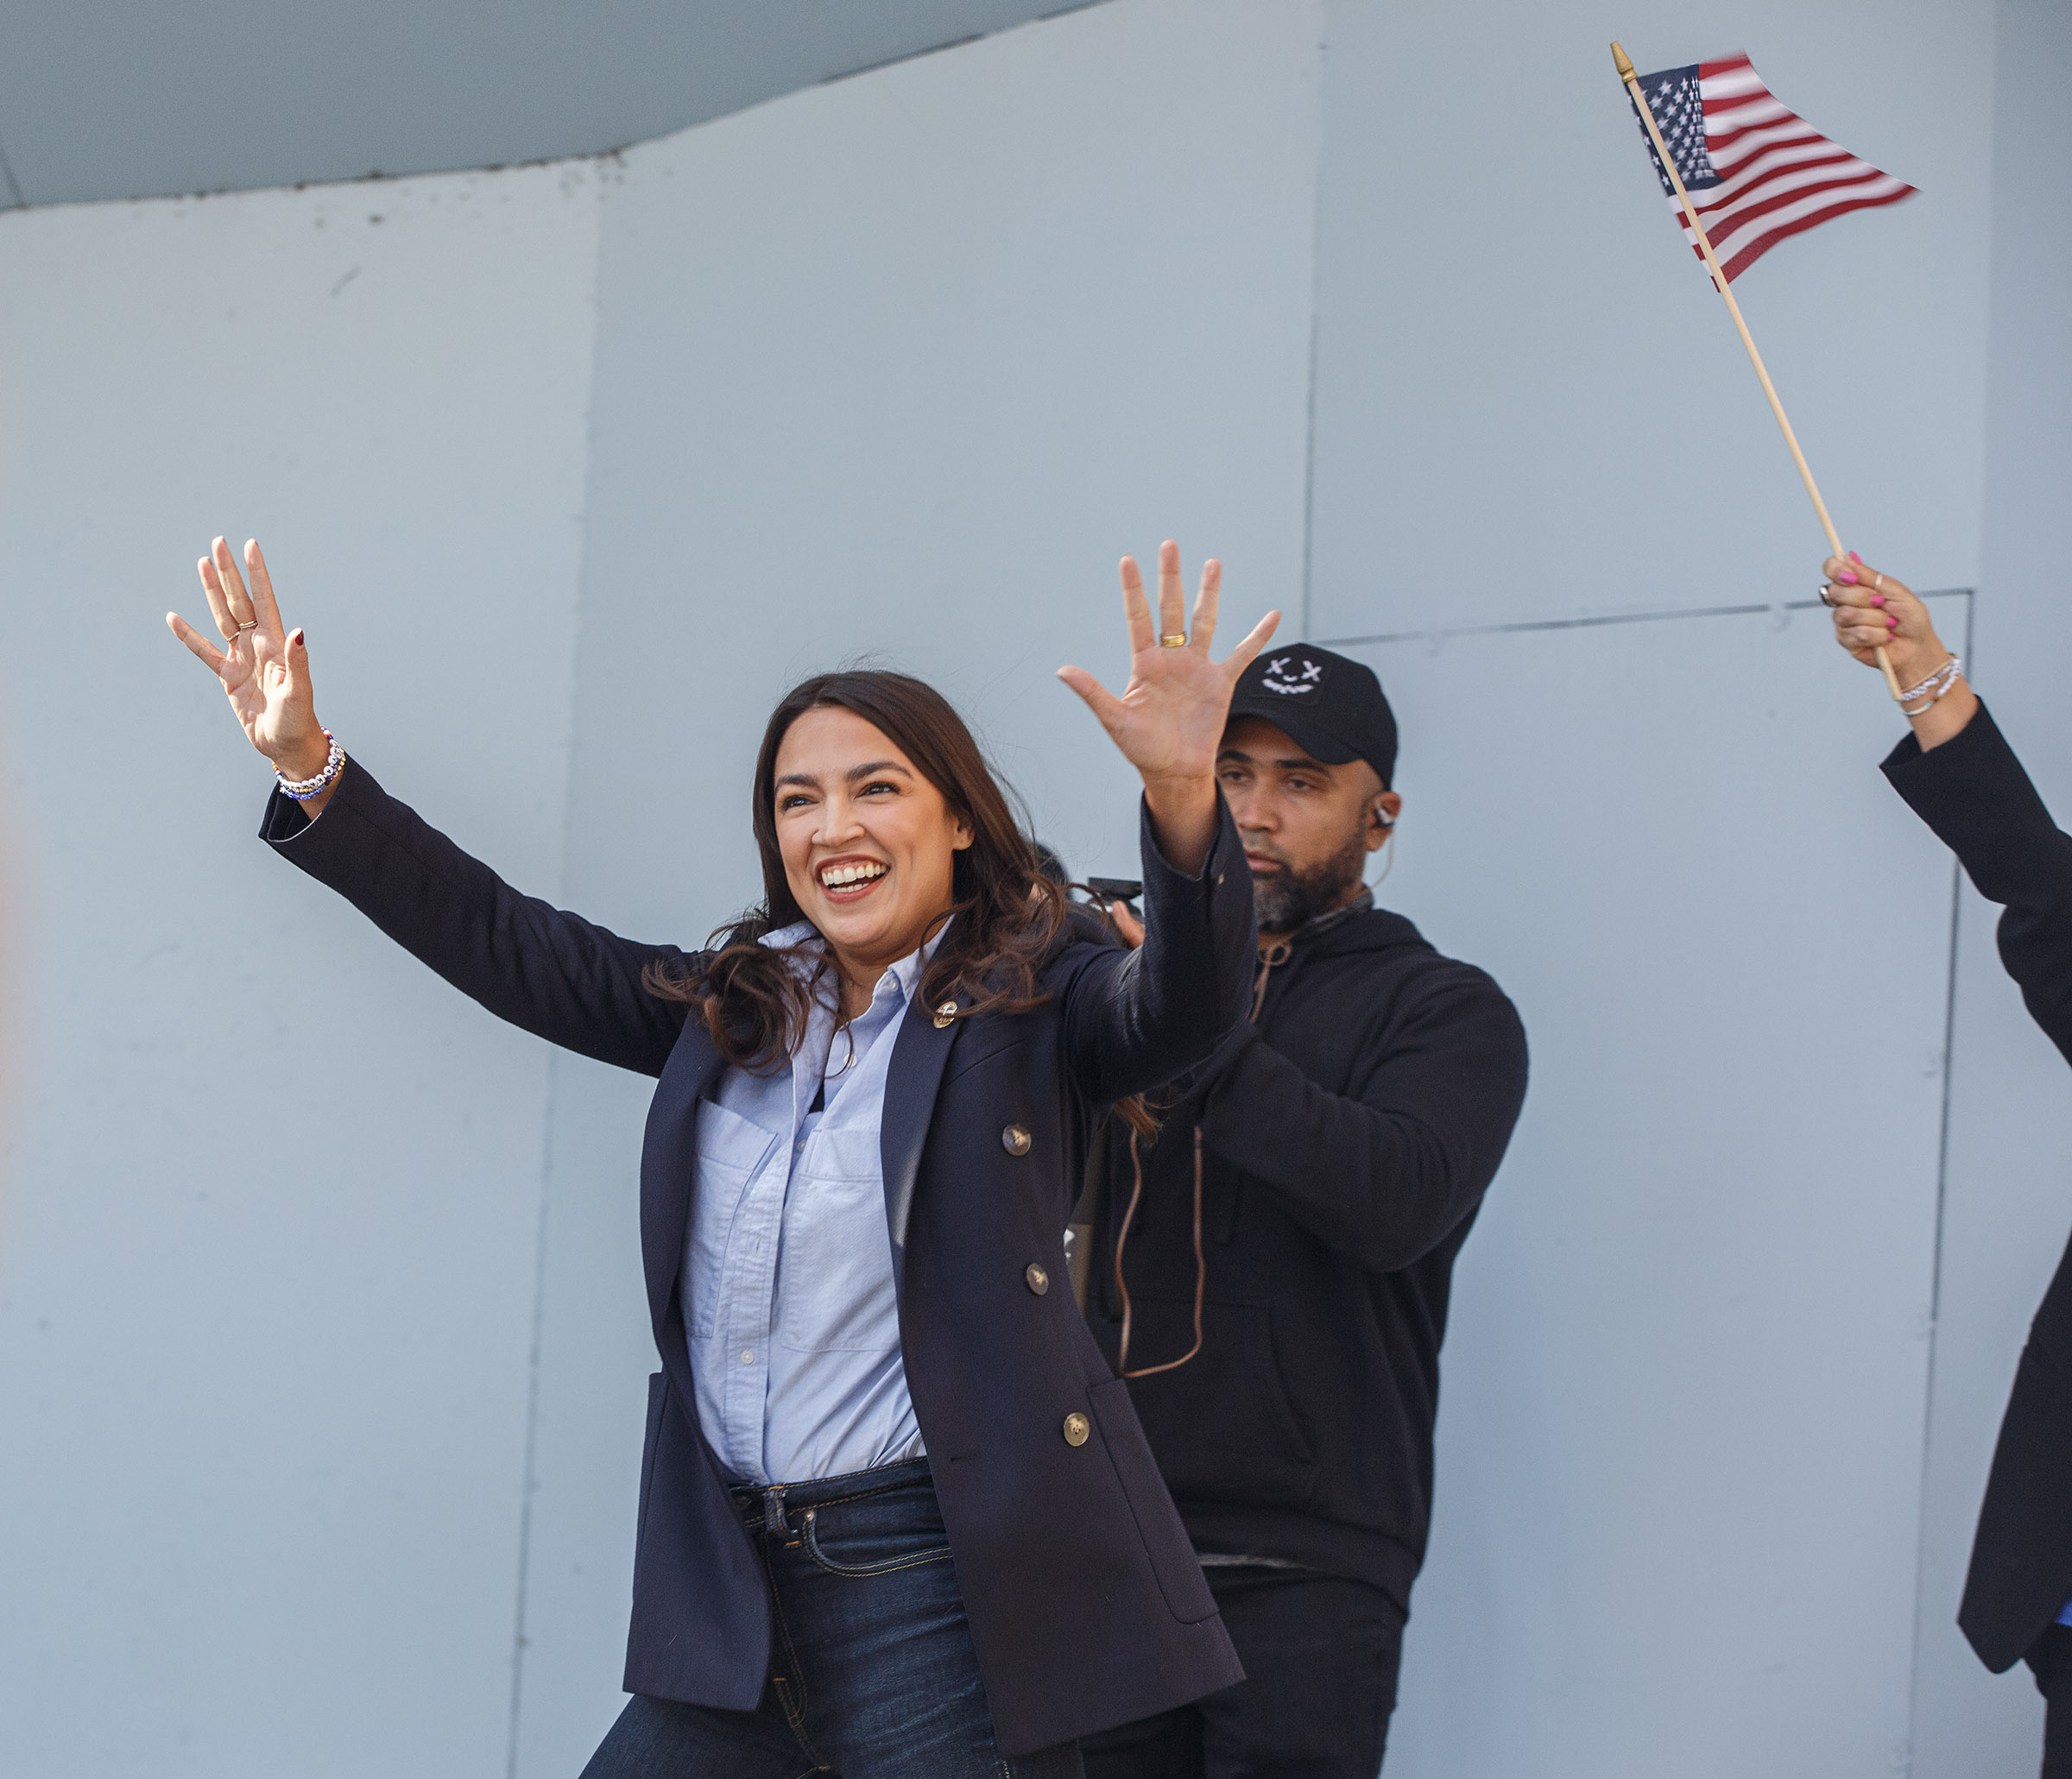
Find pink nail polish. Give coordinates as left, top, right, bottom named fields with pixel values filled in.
left=1887, top=615, right=1899, bottom=629
left=1870, top=594, right=1885, bottom=607
left=1837, top=571, right=1858, bottom=584
left=1848, top=551, right=1863, bottom=565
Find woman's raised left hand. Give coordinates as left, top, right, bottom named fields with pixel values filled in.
left=1058, top=541, right=1278, bottom=873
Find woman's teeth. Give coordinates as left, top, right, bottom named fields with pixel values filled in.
left=821, top=861, right=888, bottom=888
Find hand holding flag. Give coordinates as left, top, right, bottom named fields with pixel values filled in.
left=1822, top=554, right=1977, bottom=746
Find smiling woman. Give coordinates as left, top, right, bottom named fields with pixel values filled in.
left=165, top=534, right=1276, bottom=1776
left=645, top=672, right=1078, bottom=1074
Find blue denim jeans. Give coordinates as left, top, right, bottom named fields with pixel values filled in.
left=579, top=1458, right=1083, bottom=1778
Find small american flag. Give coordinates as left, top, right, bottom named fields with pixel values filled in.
left=1631, top=53, right=1916, bottom=282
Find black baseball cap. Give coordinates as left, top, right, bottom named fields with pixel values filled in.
left=1226, top=643, right=1397, bottom=788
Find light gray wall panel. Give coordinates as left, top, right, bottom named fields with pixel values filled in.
left=510, top=3, right=1325, bottom=1767
left=1908, top=1, right=2072, bottom=1770
left=1333, top=602, right=1958, bottom=1776
left=1306, top=0, right=1993, bottom=641
left=0, top=164, right=599, bottom=1776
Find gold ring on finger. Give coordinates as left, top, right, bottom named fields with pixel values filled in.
left=1873, top=573, right=1885, bottom=592
left=237, top=620, right=257, bottom=633
left=1159, top=633, right=1187, bottom=647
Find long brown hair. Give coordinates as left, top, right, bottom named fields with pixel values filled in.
left=644, top=670, right=1072, bottom=1071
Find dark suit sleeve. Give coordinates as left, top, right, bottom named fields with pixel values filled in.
left=1060, top=794, right=1255, bottom=1103
left=1884, top=702, right=2072, bottom=1069
left=1197, top=962, right=1527, bottom=1272
left=261, top=760, right=691, bottom=1077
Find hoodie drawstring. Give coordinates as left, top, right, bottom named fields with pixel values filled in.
left=1115, top=937, right=1292, bottom=1377
left=1250, top=937, right=1292, bottom=1023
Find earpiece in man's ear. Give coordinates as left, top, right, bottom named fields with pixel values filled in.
left=1374, top=804, right=1395, bottom=828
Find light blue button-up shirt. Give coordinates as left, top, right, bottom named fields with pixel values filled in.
left=684, top=920, right=938, bottom=1486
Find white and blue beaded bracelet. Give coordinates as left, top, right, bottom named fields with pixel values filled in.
left=277, top=730, right=344, bottom=801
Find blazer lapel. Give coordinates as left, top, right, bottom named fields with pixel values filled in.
left=880, top=991, right=967, bottom=1278
left=641, top=1023, right=728, bottom=1339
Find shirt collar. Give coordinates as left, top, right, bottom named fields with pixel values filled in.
left=759, top=917, right=949, bottom=1006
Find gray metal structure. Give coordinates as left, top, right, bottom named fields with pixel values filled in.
left=0, top=1, right=1099, bottom=206
left=1, top=2, right=2069, bottom=1774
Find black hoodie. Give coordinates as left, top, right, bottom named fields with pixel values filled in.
left=1083, top=898, right=1528, bottom=1611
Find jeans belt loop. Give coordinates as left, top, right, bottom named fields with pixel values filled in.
left=762, top=1485, right=793, bottom=1539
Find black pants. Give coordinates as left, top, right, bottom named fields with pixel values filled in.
left=1081, top=1568, right=1405, bottom=1779
left=2029, top=1624, right=2072, bottom=1778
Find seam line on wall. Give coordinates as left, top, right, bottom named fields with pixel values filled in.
left=0, top=132, right=26, bottom=209
left=1924, top=588, right=1976, bottom=1328
left=1904, top=585, right=1976, bottom=1773
left=1296, top=11, right=1328, bottom=643
left=505, top=1069, right=558, bottom=1779
left=504, top=175, right=610, bottom=1779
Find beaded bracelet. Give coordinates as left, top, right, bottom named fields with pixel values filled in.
left=276, top=730, right=344, bottom=801
left=1898, top=657, right=1962, bottom=719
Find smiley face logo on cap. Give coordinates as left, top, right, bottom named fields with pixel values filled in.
left=1257, top=653, right=1329, bottom=697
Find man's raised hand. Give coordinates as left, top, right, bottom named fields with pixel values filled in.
left=1058, top=540, right=1278, bottom=790
left=1058, top=539, right=1278, bottom=874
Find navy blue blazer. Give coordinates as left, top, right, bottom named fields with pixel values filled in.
left=261, top=760, right=1253, bottom=1754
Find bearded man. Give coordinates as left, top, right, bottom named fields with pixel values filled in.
left=1078, top=644, right=1528, bottom=1777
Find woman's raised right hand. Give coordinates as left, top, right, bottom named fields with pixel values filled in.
left=1821, top=552, right=1948, bottom=685
left=1822, top=551, right=1977, bottom=748
left=167, top=538, right=334, bottom=795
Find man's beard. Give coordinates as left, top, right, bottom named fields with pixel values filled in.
left=1250, top=829, right=1369, bottom=933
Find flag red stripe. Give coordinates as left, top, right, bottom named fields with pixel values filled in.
left=1674, top=177, right=1915, bottom=268
left=1692, top=143, right=1862, bottom=210
left=1715, top=186, right=1917, bottom=280
left=1682, top=170, right=1906, bottom=253
left=1682, top=160, right=1898, bottom=247
left=1705, top=119, right=1826, bottom=163
left=1703, top=96, right=1796, bottom=137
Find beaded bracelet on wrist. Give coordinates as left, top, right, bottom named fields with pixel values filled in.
left=277, top=730, right=344, bottom=801
left=1897, top=657, right=1962, bottom=718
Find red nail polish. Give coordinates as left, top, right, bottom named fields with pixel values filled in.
left=1848, top=551, right=1863, bottom=564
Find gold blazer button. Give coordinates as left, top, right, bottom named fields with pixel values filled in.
left=932, top=1000, right=958, bottom=1030
left=1062, top=1411, right=1090, bottom=1447
left=1025, top=1263, right=1050, bottom=1296
left=1001, top=1124, right=1032, bottom=1157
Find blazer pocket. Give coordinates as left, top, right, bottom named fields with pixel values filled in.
left=1086, top=1375, right=1218, bottom=1626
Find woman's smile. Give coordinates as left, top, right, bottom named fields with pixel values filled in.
left=816, top=854, right=890, bottom=899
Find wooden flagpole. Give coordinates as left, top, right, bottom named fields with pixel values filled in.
left=1612, top=40, right=1902, bottom=698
